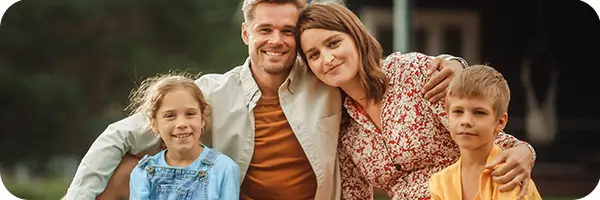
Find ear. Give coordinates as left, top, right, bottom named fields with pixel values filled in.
left=150, top=118, right=159, bottom=135
left=200, top=117, right=206, bottom=132
left=241, top=22, right=250, bottom=45
left=495, top=112, right=508, bottom=133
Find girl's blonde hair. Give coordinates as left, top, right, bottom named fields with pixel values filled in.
left=126, top=71, right=211, bottom=132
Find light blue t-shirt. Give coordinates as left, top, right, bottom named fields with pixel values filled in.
left=129, top=146, right=240, bottom=200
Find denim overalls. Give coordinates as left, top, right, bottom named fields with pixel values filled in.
left=137, top=148, right=220, bottom=200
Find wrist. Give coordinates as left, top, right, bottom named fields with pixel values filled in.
left=439, top=54, right=469, bottom=68
left=519, top=142, right=536, bottom=168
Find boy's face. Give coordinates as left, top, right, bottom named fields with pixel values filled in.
left=446, top=96, right=507, bottom=150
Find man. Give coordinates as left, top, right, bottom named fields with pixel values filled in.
left=64, top=0, right=468, bottom=199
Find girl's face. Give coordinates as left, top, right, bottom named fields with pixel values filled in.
left=300, top=28, right=361, bottom=88
left=152, top=88, right=204, bottom=153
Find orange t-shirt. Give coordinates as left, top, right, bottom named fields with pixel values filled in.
left=240, top=96, right=317, bottom=200
left=429, top=145, right=542, bottom=200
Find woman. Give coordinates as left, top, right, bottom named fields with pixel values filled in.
left=296, top=2, right=537, bottom=199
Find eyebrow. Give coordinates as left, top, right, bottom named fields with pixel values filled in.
left=304, top=34, right=341, bottom=56
left=254, top=23, right=296, bottom=30
left=159, top=107, right=200, bottom=113
left=450, top=106, right=491, bottom=111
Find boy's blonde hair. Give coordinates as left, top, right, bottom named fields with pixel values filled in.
left=126, top=71, right=211, bottom=132
left=446, top=65, right=510, bottom=118
left=241, top=0, right=306, bottom=23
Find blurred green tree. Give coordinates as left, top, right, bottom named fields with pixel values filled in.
left=0, top=0, right=247, bottom=173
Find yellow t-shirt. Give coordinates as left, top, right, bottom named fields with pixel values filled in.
left=429, top=145, right=542, bottom=200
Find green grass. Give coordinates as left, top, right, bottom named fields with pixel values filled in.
left=2, top=177, right=70, bottom=200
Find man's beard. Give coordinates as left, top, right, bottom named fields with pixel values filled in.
left=260, top=65, right=289, bottom=74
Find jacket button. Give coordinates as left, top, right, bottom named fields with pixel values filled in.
left=147, top=167, right=154, bottom=174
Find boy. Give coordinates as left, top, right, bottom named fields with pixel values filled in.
left=429, top=65, right=542, bottom=200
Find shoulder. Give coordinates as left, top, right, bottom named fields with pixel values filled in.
left=214, top=152, right=239, bottom=170
left=382, top=52, right=431, bottom=70
left=432, top=161, right=459, bottom=181
left=195, top=66, right=243, bottom=92
left=429, top=162, right=459, bottom=194
left=207, top=150, right=240, bottom=178
left=136, top=150, right=165, bottom=169
left=381, top=52, right=431, bottom=80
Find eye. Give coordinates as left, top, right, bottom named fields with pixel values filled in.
left=164, top=113, right=175, bottom=119
left=186, top=111, right=197, bottom=116
left=474, top=110, right=487, bottom=115
left=309, top=52, right=320, bottom=60
left=451, top=110, right=463, bottom=114
left=258, top=28, right=271, bottom=33
left=328, top=39, right=341, bottom=48
left=282, top=29, right=295, bottom=35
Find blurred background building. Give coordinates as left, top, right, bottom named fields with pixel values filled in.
left=0, top=0, right=598, bottom=199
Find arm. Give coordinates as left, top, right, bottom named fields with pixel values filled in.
left=218, top=157, right=241, bottom=200
left=385, top=52, right=449, bottom=128
left=495, top=131, right=537, bottom=167
left=129, top=166, right=151, bottom=200
left=64, top=113, right=162, bottom=200
left=339, top=146, right=373, bottom=200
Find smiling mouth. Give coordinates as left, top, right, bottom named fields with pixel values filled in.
left=325, top=62, right=343, bottom=74
left=262, top=50, right=287, bottom=56
left=172, top=133, right=192, bottom=138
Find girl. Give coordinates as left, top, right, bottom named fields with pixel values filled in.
left=127, top=73, right=240, bottom=200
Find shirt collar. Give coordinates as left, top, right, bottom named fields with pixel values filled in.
left=239, top=57, right=305, bottom=105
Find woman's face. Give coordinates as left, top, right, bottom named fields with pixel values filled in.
left=300, top=28, right=361, bottom=88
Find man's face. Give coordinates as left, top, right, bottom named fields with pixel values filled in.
left=241, top=3, right=299, bottom=74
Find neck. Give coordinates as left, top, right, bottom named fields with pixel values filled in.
left=165, top=145, right=203, bottom=167
left=340, top=76, right=370, bottom=108
left=460, top=142, right=494, bottom=169
left=250, top=62, right=291, bottom=98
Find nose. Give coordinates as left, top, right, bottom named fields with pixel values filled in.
left=460, top=114, right=473, bottom=128
left=268, top=31, right=283, bottom=45
left=323, top=52, right=335, bottom=66
left=175, top=117, right=189, bottom=130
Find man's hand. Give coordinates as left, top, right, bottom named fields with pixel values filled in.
left=423, top=56, right=464, bottom=102
left=485, top=144, right=534, bottom=200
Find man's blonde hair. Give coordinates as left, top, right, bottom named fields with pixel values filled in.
left=446, top=65, right=511, bottom=118
left=241, top=0, right=306, bottom=23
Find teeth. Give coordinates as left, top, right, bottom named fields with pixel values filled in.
left=264, top=51, right=283, bottom=56
left=173, top=133, right=192, bottom=138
